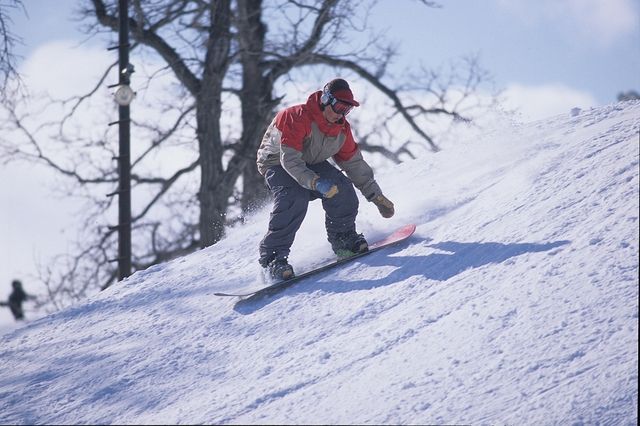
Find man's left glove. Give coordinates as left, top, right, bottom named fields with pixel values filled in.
left=372, top=194, right=395, bottom=218
left=313, top=177, right=339, bottom=198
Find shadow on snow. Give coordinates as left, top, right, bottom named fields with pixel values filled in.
left=234, top=238, right=570, bottom=314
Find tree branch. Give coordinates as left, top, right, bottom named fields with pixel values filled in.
left=310, top=53, right=440, bottom=151
left=90, top=0, right=201, bottom=95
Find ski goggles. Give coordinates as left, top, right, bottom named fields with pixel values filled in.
left=328, top=98, right=355, bottom=116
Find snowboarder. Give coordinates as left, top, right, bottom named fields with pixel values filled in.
left=256, top=78, right=395, bottom=280
left=0, top=279, right=36, bottom=321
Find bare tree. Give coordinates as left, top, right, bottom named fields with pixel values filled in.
left=0, top=0, right=24, bottom=96
left=617, top=90, right=640, bottom=101
left=1, top=0, right=494, bottom=308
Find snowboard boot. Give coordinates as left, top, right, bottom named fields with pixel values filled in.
left=328, top=230, right=369, bottom=258
left=266, top=258, right=295, bottom=281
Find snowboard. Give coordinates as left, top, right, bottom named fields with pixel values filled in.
left=214, top=224, right=416, bottom=300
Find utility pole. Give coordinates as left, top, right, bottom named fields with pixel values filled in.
left=107, top=0, right=134, bottom=285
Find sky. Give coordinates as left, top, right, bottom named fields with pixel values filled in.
left=370, top=0, right=639, bottom=110
left=6, top=0, right=640, bottom=107
left=0, top=99, right=637, bottom=423
left=0, top=0, right=639, bottom=325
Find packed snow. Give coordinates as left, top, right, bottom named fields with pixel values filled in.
left=0, top=101, right=638, bottom=425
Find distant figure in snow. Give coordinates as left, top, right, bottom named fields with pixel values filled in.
left=0, top=280, right=36, bottom=321
left=256, top=78, right=395, bottom=280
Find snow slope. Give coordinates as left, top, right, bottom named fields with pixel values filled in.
left=0, top=102, right=638, bottom=425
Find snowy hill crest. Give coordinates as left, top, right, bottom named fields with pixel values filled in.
left=0, top=102, right=638, bottom=424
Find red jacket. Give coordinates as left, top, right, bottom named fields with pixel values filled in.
left=256, top=91, right=381, bottom=200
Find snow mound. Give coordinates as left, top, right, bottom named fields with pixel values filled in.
left=1, top=101, right=638, bottom=424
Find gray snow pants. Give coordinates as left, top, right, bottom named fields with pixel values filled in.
left=259, top=161, right=359, bottom=266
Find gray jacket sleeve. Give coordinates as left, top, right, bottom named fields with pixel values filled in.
left=336, top=149, right=382, bottom=200
left=280, top=144, right=318, bottom=190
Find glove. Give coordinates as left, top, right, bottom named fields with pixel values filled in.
left=313, top=177, right=339, bottom=198
left=372, top=194, right=395, bottom=218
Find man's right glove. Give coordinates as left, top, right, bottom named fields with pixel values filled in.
left=313, top=177, right=339, bottom=198
left=372, top=194, right=395, bottom=218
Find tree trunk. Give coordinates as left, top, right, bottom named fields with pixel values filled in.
left=196, top=89, right=226, bottom=247
left=237, top=0, right=273, bottom=214
left=239, top=88, right=274, bottom=213
left=197, top=0, right=232, bottom=247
